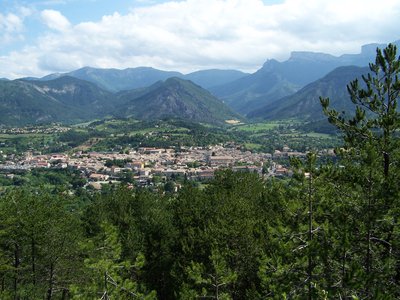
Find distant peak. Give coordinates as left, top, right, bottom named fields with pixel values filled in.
left=165, top=77, right=185, bottom=84
left=360, top=43, right=387, bottom=55
left=258, top=59, right=282, bottom=73
left=75, top=66, right=95, bottom=72
left=262, top=58, right=280, bottom=67
left=288, top=51, right=336, bottom=61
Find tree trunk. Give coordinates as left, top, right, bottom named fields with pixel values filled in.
left=383, top=151, right=389, bottom=179
left=13, top=243, right=20, bottom=300
left=61, top=288, right=69, bottom=300
left=46, top=263, right=54, bottom=300
left=307, top=172, right=313, bottom=300
left=31, top=237, right=36, bottom=286
left=365, top=169, right=373, bottom=299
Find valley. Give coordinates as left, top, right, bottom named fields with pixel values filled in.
left=0, top=118, right=339, bottom=191
left=0, top=40, right=382, bottom=192
left=1, top=40, right=400, bottom=299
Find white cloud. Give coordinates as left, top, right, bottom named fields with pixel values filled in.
left=1, top=0, right=400, bottom=78
left=41, top=9, right=71, bottom=31
left=0, top=49, right=42, bottom=79
left=0, top=12, right=24, bottom=44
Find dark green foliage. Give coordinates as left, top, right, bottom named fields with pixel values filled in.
left=319, top=43, right=400, bottom=298
left=166, top=171, right=273, bottom=299
left=0, top=188, right=83, bottom=299
left=104, top=158, right=131, bottom=168
left=58, top=130, right=91, bottom=147
left=0, top=168, right=87, bottom=190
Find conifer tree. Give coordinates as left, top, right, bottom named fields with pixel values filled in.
left=321, top=43, right=400, bottom=181
left=320, top=43, right=400, bottom=298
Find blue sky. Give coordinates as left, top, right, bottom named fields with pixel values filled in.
left=0, top=0, right=399, bottom=79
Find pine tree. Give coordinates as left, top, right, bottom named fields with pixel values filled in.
left=180, top=248, right=238, bottom=300
left=320, top=43, right=400, bottom=298
left=0, top=188, right=83, bottom=299
left=70, top=222, right=156, bottom=299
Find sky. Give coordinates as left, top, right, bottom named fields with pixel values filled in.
left=0, top=0, right=399, bottom=79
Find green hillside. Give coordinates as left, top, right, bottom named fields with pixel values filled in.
left=116, top=77, right=241, bottom=124
left=0, top=77, right=241, bottom=126
left=248, top=66, right=369, bottom=120
left=0, top=80, right=83, bottom=125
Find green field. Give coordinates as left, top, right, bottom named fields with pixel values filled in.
left=281, top=132, right=336, bottom=139
left=231, top=122, right=280, bottom=132
left=303, top=132, right=334, bottom=139
left=231, top=119, right=303, bottom=133
left=0, top=133, right=49, bottom=139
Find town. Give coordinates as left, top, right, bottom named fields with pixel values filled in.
left=0, top=143, right=335, bottom=190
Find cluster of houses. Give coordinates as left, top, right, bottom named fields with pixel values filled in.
left=0, top=145, right=333, bottom=189
left=0, top=125, right=69, bottom=135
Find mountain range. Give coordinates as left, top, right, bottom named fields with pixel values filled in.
left=0, top=40, right=399, bottom=126
left=247, top=66, right=369, bottom=120
left=0, top=76, right=113, bottom=125
left=209, top=42, right=392, bottom=115
left=38, top=67, right=248, bottom=92
left=0, top=76, right=239, bottom=126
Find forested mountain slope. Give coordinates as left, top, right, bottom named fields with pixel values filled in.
left=248, top=66, right=369, bottom=120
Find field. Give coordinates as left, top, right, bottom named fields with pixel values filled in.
left=0, top=132, right=60, bottom=155
left=226, top=119, right=340, bottom=152
left=230, top=121, right=284, bottom=132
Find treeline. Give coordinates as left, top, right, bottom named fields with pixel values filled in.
left=0, top=160, right=399, bottom=299
left=0, top=45, right=399, bottom=299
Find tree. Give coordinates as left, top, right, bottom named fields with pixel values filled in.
left=173, top=171, right=269, bottom=298
left=320, top=43, right=400, bottom=181
left=70, top=222, right=156, bottom=299
left=320, top=43, right=400, bottom=298
left=258, top=153, right=332, bottom=299
left=180, top=249, right=238, bottom=300
left=0, top=188, right=83, bottom=299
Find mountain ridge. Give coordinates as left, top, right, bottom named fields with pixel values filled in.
left=36, top=67, right=248, bottom=93
left=247, top=65, right=369, bottom=120
left=210, top=40, right=400, bottom=115
left=1, top=40, right=399, bottom=126
left=0, top=76, right=239, bottom=126
left=115, top=77, right=240, bottom=124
